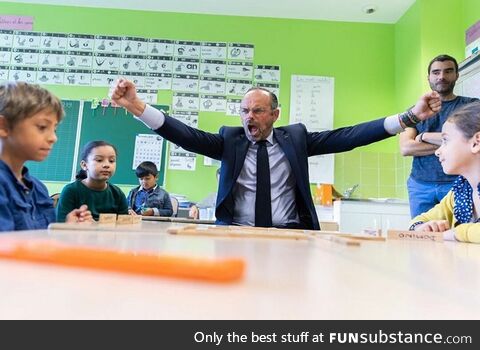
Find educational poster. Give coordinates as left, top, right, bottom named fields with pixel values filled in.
left=0, top=29, right=284, bottom=115
left=199, top=76, right=225, bottom=95
left=173, top=57, right=199, bottom=75
left=174, top=40, right=201, bottom=59
left=254, top=65, right=280, bottom=83
left=8, top=65, right=36, bottom=83
left=0, top=65, right=9, bottom=81
left=226, top=61, right=253, bottom=79
left=168, top=111, right=198, bottom=171
left=200, top=59, right=226, bottom=78
left=137, top=89, right=158, bottom=104
left=226, top=98, right=241, bottom=116
left=132, top=134, right=164, bottom=170
left=94, top=35, right=122, bottom=53
left=171, top=111, right=198, bottom=128
left=172, top=74, right=199, bottom=92
left=226, top=79, right=252, bottom=96
left=290, top=75, right=335, bottom=184
left=256, top=82, right=280, bottom=98
left=147, top=39, right=174, bottom=56
left=201, top=42, right=227, bottom=60
left=168, top=143, right=196, bottom=171
left=37, top=67, right=65, bottom=85
left=200, top=94, right=227, bottom=112
left=227, top=43, right=254, bottom=61
left=144, top=72, right=172, bottom=90
left=172, top=92, right=199, bottom=111
left=91, top=69, right=118, bottom=87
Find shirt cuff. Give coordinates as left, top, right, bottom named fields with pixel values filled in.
left=152, top=208, right=159, bottom=216
left=383, top=114, right=404, bottom=135
left=134, top=104, right=165, bottom=130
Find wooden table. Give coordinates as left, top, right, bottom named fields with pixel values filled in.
left=0, top=221, right=479, bottom=319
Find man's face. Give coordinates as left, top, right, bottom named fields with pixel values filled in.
left=240, top=90, right=279, bottom=142
left=428, top=60, right=458, bottom=96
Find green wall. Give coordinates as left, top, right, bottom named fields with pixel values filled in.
left=0, top=1, right=397, bottom=201
left=464, top=0, right=480, bottom=31
left=1, top=1, right=477, bottom=201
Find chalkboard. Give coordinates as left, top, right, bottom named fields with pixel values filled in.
left=27, top=101, right=169, bottom=186
left=26, top=100, right=80, bottom=182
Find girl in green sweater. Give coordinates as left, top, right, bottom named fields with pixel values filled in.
left=56, top=140, right=129, bottom=222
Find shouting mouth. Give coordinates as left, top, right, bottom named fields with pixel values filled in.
left=248, top=124, right=259, bottom=136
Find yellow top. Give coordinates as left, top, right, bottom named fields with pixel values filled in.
left=411, top=191, right=480, bottom=243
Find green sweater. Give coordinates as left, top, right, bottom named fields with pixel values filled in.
left=56, top=180, right=128, bottom=222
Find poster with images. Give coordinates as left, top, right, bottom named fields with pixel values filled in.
left=132, top=134, right=164, bottom=170
left=200, top=94, right=226, bottom=112
left=201, top=42, right=227, bottom=60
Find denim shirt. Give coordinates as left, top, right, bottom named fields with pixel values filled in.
left=127, top=185, right=173, bottom=217
left=0, top=160, right=55, bottom=232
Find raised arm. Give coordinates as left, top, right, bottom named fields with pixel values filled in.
left=111, top=79, right=224, bottom=159
left=110, top=78, right=146, bottom=116
left=308, top=91, right=442, bottom=156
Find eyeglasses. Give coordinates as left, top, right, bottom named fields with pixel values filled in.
left=239, top=107, right=271, bottom=117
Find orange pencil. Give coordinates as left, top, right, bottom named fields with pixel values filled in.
left=0, top=238, right=245, bottom=283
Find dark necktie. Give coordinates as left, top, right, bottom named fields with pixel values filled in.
left=255, top=140, right=272, bottom=227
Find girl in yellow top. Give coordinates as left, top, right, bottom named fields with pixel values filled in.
left=410, top=101, right=480, bottom=243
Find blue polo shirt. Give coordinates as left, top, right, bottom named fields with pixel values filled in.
left=0, top=160, right=55, bottom=232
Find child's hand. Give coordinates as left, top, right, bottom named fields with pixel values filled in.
left=128, top=209, right=137, bottom=215
left=414, top=220, right=450, bottom=232
left=189, top=205, right=199, bottom=219
left=65, top=205, right=93, bottom=223
left=141, top=208, right=154, bottom=216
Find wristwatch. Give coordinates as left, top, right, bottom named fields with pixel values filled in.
left=418, top=132, right=425, bottom=142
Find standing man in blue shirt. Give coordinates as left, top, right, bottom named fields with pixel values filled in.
left=400, top=54, right=479, bottom=218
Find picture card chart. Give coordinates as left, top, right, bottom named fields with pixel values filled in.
left=132, top=134, right=164, bottom=170
left=168, top=111, right=198, bottom=171
left=0, top=29, right=286, bottom=117
left=290, top=75, right=334, bottom=184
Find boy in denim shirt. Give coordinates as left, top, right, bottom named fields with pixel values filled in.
left=127, top=161, right=173, bottom=216
left=0, top=82, right=92, bottom=231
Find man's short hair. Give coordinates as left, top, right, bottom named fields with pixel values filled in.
left=135, top=161, right=158, bottom=178
left=428, top=54, right=459, bottom=74
left=245, top=87, right=279, bottom=110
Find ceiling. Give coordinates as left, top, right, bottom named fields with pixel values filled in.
left=12, top=0, right=416, bottom=24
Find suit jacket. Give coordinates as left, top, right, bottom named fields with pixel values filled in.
left=156, top=116, right=391, bottom=230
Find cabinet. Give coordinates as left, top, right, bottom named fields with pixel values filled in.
left=454, top=53, right=480, bottom=98
left=333, top=199, right=411, bottom=235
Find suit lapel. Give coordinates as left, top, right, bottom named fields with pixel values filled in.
left=233, top=133, right=250, bottom=181
left=274, top=128, right=301, bottom=177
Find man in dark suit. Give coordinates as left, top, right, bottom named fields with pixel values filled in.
left=111, top=79, right=441, bottom=230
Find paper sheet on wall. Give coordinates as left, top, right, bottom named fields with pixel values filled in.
left=290, top=75, right=334, bottom=184
left=132, top=134, right=164, bottom=170
left=168, top=111, right=198, bottom=171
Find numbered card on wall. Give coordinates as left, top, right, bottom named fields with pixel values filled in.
left=132, top=134, right=164, bottom=170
